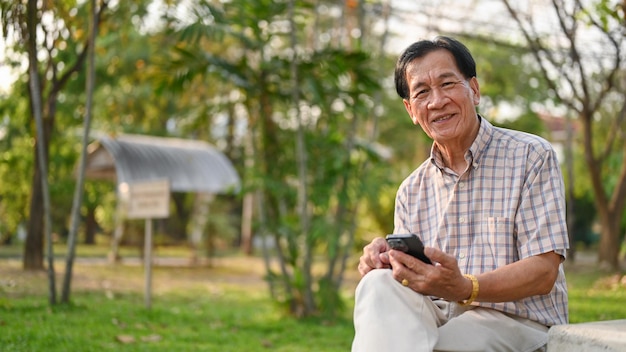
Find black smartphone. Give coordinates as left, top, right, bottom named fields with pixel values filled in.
left=385, top=234, right=432, bottom=264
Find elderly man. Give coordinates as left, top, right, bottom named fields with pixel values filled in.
left=351, top=36, right=569, bottom=352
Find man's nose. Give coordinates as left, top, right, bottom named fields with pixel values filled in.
left=427, top=88, right=449, bottom=109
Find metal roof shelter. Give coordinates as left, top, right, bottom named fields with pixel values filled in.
left=84, top=134, right=241, bottom=264
left=84, top=134, right=240, bottom=193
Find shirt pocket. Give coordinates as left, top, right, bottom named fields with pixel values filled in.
left=476, top=216, right=515, bottom=269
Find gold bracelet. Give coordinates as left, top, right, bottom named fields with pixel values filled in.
left=458, top=274, right=479, bottom=306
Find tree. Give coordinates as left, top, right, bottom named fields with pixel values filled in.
left=501, top=0, right=626, bottom=270
left=161, top=0, right=390, bottom=317
left=25, top=0, right=56, bottom=303
left=61, top=0, right=105, bottom=304
left=0, top=0, right=107, bottom=270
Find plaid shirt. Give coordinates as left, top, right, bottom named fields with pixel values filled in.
left=394, top=117, right=569, bottom=326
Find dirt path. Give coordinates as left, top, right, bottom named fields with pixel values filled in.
left=1, top=249, right=616, bottom=300
left=0, top=255, right=362, bottom=298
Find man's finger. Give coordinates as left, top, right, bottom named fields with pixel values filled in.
left=389, top=250, right=429, bottom=271
left=423, top=247, right=455, bottom=267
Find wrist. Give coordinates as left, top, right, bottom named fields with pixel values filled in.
left=458, top=274, right=479, bottom=306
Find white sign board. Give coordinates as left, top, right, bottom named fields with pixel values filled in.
left=119, top=179, right=171, bottom=219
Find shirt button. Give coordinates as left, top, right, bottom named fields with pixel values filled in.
left=459, top=182, right=465, bottom=189
left=459, top=253, right=466, bottom=259
left=459, top=217, right=465, bottom=223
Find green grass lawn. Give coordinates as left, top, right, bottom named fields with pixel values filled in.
left=1, top=244, right=356, bottom=352
left=1, top=290, right=354, bottom=352
left=565, top=262, right=626, bottom=323
left=1, top=244, right=625, bottom=351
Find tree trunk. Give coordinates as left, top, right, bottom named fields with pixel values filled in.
left=62, top=0, right=99, bottom=304
left=24, top=0, right=53, bottom=271
left=84, top=206, right=97, bottom=245
left=26, top=0, right=56, bottom=305
left=240, top=192, right=254, bottom=255
left=23, top=114, right=55, bottom=271
left=288, top=0, right=315, bottom=317
left=597, top=209, right=621, bottom=270
left=189, top=193, right=213, bottom=264
left=170, top=193, right=190, bottom=241
left=24, top=159, right=45, bottom=270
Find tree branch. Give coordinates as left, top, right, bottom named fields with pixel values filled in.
left=49, top=1, right=109, bottom=99
left=610, top=99, right=626, bottom=214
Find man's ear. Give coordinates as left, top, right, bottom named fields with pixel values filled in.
left=403, top=99, right=420, bottom=125
left=469, top=77, right=480, bottom=106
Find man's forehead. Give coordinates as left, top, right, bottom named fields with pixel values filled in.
left=406, top=52, right=461, bottom=80
left=407, top=69, right=461, bottom=88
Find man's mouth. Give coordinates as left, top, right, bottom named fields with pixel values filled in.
left=432, top=114, right=454, bottom=123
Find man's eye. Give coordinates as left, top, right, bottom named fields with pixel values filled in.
left=442, top=81, right=456, bottom=88
left=415, top=89, right=429, bottom=98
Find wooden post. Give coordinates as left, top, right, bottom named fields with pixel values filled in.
left=144, top=218, right=153, bottom=309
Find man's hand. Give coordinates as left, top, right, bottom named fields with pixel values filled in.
left=358, top=237, right=392, bottom=276
left=388, top=247, right=472, bottom=302
left=388, top=248, right=563, bottom=303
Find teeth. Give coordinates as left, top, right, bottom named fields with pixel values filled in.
left=434, top=115, right=451, bottom=122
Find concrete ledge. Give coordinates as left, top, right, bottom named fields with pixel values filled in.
left=547, top=319, right=626, bottom=352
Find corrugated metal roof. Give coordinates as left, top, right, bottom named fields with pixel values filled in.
left=84, top=134, right=240, bottom=193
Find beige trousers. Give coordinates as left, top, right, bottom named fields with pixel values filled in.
left=352, top=269, right=549, bottom=352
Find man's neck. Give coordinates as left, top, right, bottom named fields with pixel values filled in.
left=437, top=146, right=469, bottom=175
left=434, top=116, right=481, bottom=175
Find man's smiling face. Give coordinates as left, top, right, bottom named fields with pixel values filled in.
left=402, top=49, right=481, bottom=147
